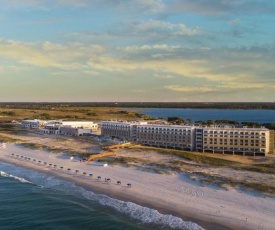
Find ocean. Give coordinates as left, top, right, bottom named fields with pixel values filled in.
left=129, top=108, right=275, bottom=123
left=0, top=162, right=203, bottom=230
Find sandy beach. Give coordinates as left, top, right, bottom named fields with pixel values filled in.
left=1, top=143, right=275, bottom=230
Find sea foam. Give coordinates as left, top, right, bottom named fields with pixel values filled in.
left=0, top=170, right=32, bottom=184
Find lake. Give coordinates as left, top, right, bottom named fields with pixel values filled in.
left=128, top=108, right=275, bottom=124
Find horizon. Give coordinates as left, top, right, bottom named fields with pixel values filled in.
left=0, top=101, right=274, bottom=103
left=1, top=1, right=275, bottom=102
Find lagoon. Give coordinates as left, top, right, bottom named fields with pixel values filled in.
left=129, top=108, right=275, bottom=123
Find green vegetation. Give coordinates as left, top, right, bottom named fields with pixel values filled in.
left=0, top=106, right=138, bottom=122
left=0, top=134, right=21, bottom=143
left=0, top=111, right=16, bottom=116
left=86, top=112, right=97, bottom=116
left=0, top=102, right=274, bottom=110
left=20, top=142, right=42, bottom=150
left=98, top=156, right=181, bottom=174
left=167, top=117, right=184, bottom=124
left=0, top=124, right=16, bottom=131
left=98, top=156, right=146, bottom=165
left=234, top=164, right=275, bottom=174
left=19, top=142, right=81, bottom=156
left=157, top=148, right=237, bottom=167
left=40, top=113, right=51, bottom=120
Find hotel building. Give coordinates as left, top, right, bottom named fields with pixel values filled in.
left=198, top=126, right=274, bottom=156
left=135, top=124, right=196, bottom=151
left=21, top=119, right=46, bottom=129
left=100, top=121, right=147, bottom=141
left=101, top=121, right=274, bottom=156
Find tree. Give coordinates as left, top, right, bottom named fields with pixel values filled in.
left=207, top=120, right=214, bottom=126
left=167, top=117, right=184, bottom=124
left=186, top=118, right=192, bottom=124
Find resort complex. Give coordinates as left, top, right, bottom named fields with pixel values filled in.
left=101, top=121, right=274, bottom=156
left=21, top=119, right=275, bottom=156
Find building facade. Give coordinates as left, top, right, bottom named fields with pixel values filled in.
left=24, top=120, right=98, bottom=137
left=59, top=126, right=91, bottom=136
left=101, top=121, right=274, bottom=156
left=21, top=120, right=46, bottom=129
left=199, top=126, right=274, bottom=156
left=100, top=121, right=146, bottom=141
left=135, top=124, right=196, bottom=151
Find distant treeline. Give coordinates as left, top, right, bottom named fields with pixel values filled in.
left=166, top=117, right=275, bottom=130
left=0, top=102, right=275, bottom=110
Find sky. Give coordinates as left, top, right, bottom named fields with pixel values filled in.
left=0, top=0, right=274, bottom=102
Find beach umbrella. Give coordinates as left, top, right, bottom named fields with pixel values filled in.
left=11, top=153, right=14, bottom=156
left=16, top=155, right=19, bottom=157
left=28, top=158, right=31, bottom=160
left=44, top=162, right=47, bottom=165
left=33, top=159, right=36, bottom=162
left=106, top=178, right=111, bottom=182
left=67, top=168, right=71, bottom=171
left=54, top=165, right=57, bottom=167
left=49, top=164, right=52, bottom=166
left=89, top=173, right=93, bottom=177
left=127, top=183, right=132, bottom=188
left=97, top=176, right=101, bottom=179
left=117, top=181, right=121, bottom=185
left=60, top=166, right=64, bottom=169
left=83, top=172, right=87, bottom=175
left=75, top=170, right=79, bottom=173
left=38, top=161, right=41, bottom=163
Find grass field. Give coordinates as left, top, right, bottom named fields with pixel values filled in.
left=0, top=107, right=139, bottom=122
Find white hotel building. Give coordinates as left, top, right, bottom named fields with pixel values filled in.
left=101, top=121, right=274, bottom=156
left=135, top=124, right=196, bottom=151
left=197, top=126, right=274, bottom=156
left=21, top=119, right=47, bottom=129
left=101, top=121, right=196, bottom=150
left=100, top=121, right=147, bottom=141
left=22, top=120, right=98, bottom=137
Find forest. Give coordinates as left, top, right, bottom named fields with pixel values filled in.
left=0, top=102, right=275, bottom=110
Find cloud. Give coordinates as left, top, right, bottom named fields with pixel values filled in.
left=0, top=39, right=105, bottom=69
left=119, top=0, right=166, bottom=14
left=229, top=18, right=240, bottom=25
left=2, top=0, right=166, bottom=14
left=0, top=39, right=55, bottom=67
left=56, top=0, right=87, bottom=7
left=221, top=82, right=269, bottom=90
left=171, top=0, right=275, bottom=15
left=154, top=73, right=175, bottom=79
left=131, top=19, right=201, bottom=37
left=2, top=0, right=42, bottom=7
left=132, top=89, right=146, bottom=93
left=165, top=85, right=217, bottom=93
left=1, top=37, right=274, bottom=95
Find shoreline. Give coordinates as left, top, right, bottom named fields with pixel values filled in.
left=0, top=157, right=220, bottom=230
left=1, top=144, right=275, bottom=230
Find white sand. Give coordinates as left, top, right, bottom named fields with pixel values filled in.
left=1, top=143, right=275, bottom=230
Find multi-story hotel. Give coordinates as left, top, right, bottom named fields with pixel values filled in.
left=21, top=119, right=274, bottom=156
left=100, top=121, right=147, bottom=141
left=198, top=126, right=274, bottom=156
left=135, top=124, right=196, bottom=151
left=101, top=121, right=274, bottom=156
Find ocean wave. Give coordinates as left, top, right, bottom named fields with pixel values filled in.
left=97, top=197, right=204, bottom=230
left=0, top=162, right=204, bottom=230
left=0, top=170, right=32, bottom=184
